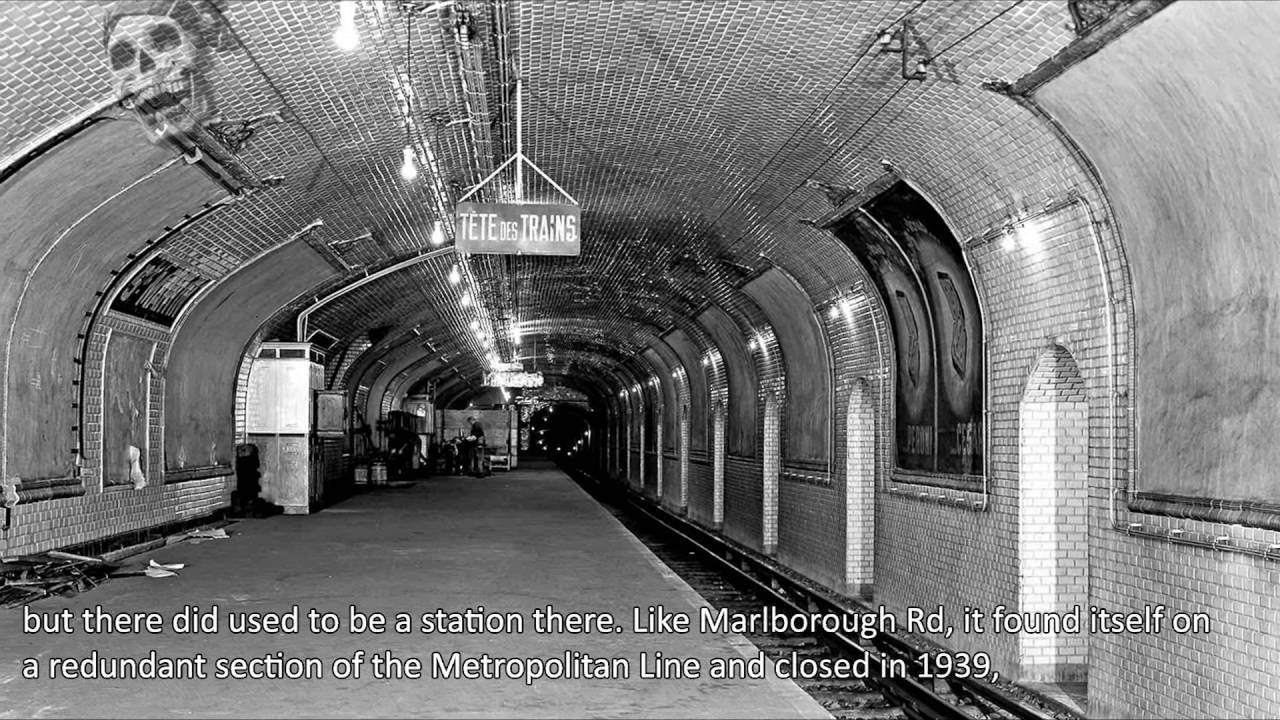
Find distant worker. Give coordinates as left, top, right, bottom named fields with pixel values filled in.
left=441, top=438, right=458, bottom=475
left=466, top=415, right=487, bottom=477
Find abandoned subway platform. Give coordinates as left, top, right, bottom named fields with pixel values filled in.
left=2, top=1, right=1280, bottom=718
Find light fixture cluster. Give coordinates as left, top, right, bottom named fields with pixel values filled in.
left=1002, top=215, right=1046, bottom=257
left=825, top=294, right=867, bottom=323
left=445, top=255, right=502, bottom=372
left=400, top=146, right=419, bottom=181
left=568, top=429, right=588, bottom=456
left=333, top=1, right=359, bottom=51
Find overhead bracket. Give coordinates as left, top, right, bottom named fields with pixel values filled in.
left=876, top=19, right=930, bottom=81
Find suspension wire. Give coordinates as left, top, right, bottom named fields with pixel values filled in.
left=726, top=0, right=1030, bottom=239
left=697, top=0, right=929, bottom=230
left=406, top=9, right=413, bottom=147
left=207, top=4, right=379, bottom=225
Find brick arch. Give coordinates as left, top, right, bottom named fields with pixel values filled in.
left=1018, top=344, right=1089, bottom=683
left=1023, top=344, right=1085, bottom=403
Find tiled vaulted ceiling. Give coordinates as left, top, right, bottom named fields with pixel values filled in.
left=1, top=0, right=1078, bottom=405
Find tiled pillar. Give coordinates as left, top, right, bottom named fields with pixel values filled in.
left=712, top=406, right=725, bottom=528
left=679, top=407, right=689, bottom=512
left=762, top=396, right=780, bottom=554
left=845, top=381, right=875, bottom=595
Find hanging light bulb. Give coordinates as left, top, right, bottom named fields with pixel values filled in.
left=399, top=145, right=418, bottom=181
left=460, top=291, right=472, bottom=307
left=333, top=0, right=359, bottom=51
left=430, top=221, right=445, bottom=246
left=448, top=264, right=461, bottom=284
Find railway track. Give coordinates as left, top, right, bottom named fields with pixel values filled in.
left=564, top=464, right=1075, bottom=720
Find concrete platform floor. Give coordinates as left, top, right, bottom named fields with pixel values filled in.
left=0, top=466, right=830, bottom=719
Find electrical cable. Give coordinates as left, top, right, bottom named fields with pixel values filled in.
left=720, top=0, right=1030, bottom=241
left=699, top=0, right=929, bottom=227
left=206, top=4, right=379, bottom=227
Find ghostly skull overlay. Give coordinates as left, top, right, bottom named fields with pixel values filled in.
left=103, top=0, right=225, bottom=140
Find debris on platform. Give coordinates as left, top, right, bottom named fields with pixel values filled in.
left=0, top=552, right=117, bottom=607
left=143, top=559, right=184, bottom=578
left=185, top=527, right=229, bottom=544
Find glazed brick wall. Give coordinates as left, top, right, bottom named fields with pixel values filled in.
left=1091, top=524, right=1280, bottom=718
left=608, top=26, right=1278, bottom=717
left=776, top=479, right=842, bottom=588
left=873, top=198, right=1111, bottom=676
left=640, top=357, right=724, bottom=529
left=722, top=455, right=762, bottom=550
left=0, top=311, right=231, bottom=557
left=1018, top=396, right=1089, bottom=681
left=775, top=274, right=888, bottom=595
left=233, top=337, right=263, bottom=443
left=0, top=476, right=231, bottom=556
left=661, top=454, right=680, bottom=509
left=686, top=458, right=714, bottom=526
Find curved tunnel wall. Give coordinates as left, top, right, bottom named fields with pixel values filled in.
left=166, top=241, right=334, bottom=471
left=1040, top=1, right=1280, bottom=511
left=696, top=304, right=758, bottom=458
left=741, top=266, right=832, bottom=468
left=1, top=121, right=217, bottom=483
left=1034, top=2, right=1280, bottom=715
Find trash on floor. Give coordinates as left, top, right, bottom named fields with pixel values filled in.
left=138, top=559, right=185, bottom=578
left=187, top=528, right=228, bottom=540
left=0, top=552, right=117, bottom=607
left=107, top=558, right=188, bottom=580
left=185, top=526, right=231, bottom=544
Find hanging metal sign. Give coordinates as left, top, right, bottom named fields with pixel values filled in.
left=453, top=74, right=579, bottom=257
left=456, top=202, right=580, bottom=256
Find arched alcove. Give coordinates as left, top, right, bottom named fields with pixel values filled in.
left=1018, top=344, right=1089, bottom=683
left=845, top=379, right=876, bottom=596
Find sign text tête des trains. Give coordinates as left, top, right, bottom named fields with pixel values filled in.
left=455, top=202, right=580, bottom=256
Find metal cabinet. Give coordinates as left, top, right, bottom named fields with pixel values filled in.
left=246, top=342, right=325, bottom=515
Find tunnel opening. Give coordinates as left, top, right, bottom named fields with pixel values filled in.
left=525, top=402, right=591, bottom=463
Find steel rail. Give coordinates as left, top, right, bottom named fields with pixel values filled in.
left=567, top=465, right=1062, bottom=720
